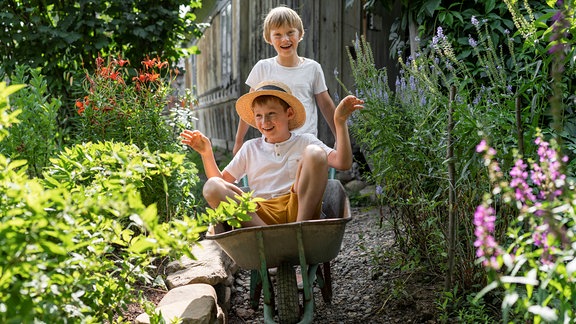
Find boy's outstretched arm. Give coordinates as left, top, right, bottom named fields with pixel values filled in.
left=181, top=130, right=227, bottom=179
left=328, top=95, right=364, bottom=170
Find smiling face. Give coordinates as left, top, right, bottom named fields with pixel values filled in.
left=252, top=95, right=294, bottom=143
left=268, top=24, right=302, bottom=60
left=262, top=7, right=304, bottom=43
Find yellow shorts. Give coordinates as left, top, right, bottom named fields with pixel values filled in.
left=256, top=190, right=322, bottom=225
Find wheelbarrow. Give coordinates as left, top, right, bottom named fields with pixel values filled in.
left=206, top=179, right=351, bottom=324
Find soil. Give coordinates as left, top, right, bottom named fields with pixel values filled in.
left=123, top=206, right=443, bottom=323
left=122, top=287, right=165, bottom=322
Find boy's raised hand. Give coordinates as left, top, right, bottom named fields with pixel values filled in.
left=181, top=130, right=212, bottom=155
left=334, top=95, right=364, bottom=123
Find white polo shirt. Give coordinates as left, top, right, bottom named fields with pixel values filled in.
left=224, top=133, right=333, bottom=199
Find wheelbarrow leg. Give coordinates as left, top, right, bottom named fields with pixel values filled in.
left=250, top=269, right=275, bottom=311
left=250, top=270, right=262, bottom=310
left=315, top=262, right=332, bottom=303
left=296, top=225, right=317, bottom=324
left=256, top=232, right=276, bottom=323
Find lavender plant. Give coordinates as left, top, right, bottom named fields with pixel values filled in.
left=346, top=20, right=522, bottom=274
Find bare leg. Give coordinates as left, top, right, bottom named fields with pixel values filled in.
left=293, top=145, right=329, bottom=221
left=203, top=177, right=267, bottom=227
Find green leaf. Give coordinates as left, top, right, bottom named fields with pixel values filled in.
left=39, top=240, right=67, bottom=255
left=485, top=0, right=496, bottom=13
left=128, top=236, right=157, bottom=253
left=0, top=82, right=26, bottom=98
left=423, top=0, right=441, bottom=17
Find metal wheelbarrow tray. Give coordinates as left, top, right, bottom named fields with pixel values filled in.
left=206, top=179, right=351, bottom=324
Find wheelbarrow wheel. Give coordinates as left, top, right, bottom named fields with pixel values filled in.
left=276, top=262, right=300, bottom=324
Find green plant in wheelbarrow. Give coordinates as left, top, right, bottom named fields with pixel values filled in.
left=197, top=191, right=263, bottom=229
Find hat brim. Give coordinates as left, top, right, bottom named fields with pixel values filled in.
left=236, top=89, right=306, bottom=131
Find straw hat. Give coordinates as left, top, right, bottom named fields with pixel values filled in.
left=236, top=81, right=306, bottom=130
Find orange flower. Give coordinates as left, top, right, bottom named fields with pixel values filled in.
left=114, top=58, right=130, bottom=67
left=141, top=57, right=156, bottom=70
left=99, top=67, right=111, bottom=78
left=108, top=70, right=121, bottom=81
left=148, top=72, right=160, bottom=82
left=119, top=58, right=130, bottom=66
left=76, top=101, right=85, bottom=115
left=155, top=60, right=168, bottom=69
left=137, top=74, right=147, bottom=82
left=96, top=55, right=104, bottom=68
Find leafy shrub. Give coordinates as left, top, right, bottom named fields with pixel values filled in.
left=0, top=0, right=204, bottom=129
left=0, top=82, right=26, bottom=140
left=0, top=65, right=62, bottom=178
left=1, top=82, right=203, bottom=322
left=1, top=81, right=259, bottom=323
left=43, top=140, right=200, bottom=222
left=72, top=54, right=200, bottom=219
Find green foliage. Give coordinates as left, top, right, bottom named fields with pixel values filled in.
left=0, top=0, right=203, bottom=99
left=0, top=82, right=25, bottom=141
left=43, top=140, right=200, bottom=222
left=0, top=80, right=259, bottom=323
left=70, top=54, right=200, bottom=219
left=344, top=0, right=575, bottom=308
left=345, top=36, right=457, bottom=273
left=372, top=0, right=519, bottom=61
left=0, top=150, right=204, bottom=322
left=0, top=65, right=62, bottom=178
left=437, top=286, right=496, bottom=323
left=198, top=191, right=262, bottom=229
left=0, top=81, right=208, bottom=322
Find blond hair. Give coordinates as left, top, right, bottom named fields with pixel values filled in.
left=262, top=6, right=304, bottom=43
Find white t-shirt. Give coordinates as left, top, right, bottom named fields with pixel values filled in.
left=224, top=133, right=333, bottom=199
left=246, top=57, right=329, bottom=136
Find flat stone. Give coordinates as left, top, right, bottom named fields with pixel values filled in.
left=359, top=184, right=377, bottom=202
left=165, top=240, right=237, bottom=289
left=344, top=179, right=367, bottom=193
left=135, top=284, right=223, bottom=324
left=335, top=170, right=355, bottom=183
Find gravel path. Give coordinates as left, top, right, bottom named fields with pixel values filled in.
left=226, top=206, right=401, bottom=323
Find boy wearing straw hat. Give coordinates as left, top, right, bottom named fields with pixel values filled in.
left=181, top=81, right=363, bottom=228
